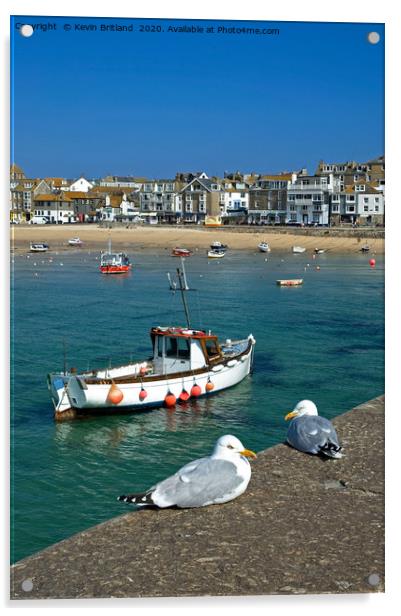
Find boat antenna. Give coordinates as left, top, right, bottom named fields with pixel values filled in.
left=177, top=268, right=191, bottom=329
left=63, top=338, right=67, bottom=375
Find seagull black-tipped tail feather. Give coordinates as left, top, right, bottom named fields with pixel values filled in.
left=319, top=442, right=343, bottom=459
left=117, top=491, right=155, bottom=505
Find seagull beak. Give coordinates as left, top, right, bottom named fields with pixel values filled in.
left=284, top=410, right=298, bottom=421
left=240, top=449, right=257, bottom=459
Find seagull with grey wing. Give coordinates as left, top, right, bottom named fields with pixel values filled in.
left=118, top=435, right=257, bottom=508
left=284, top=400, right=343, bottom=458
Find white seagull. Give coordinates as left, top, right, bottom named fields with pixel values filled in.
left=284, top=400, right=343, bottom=458
left=118, top=434, right=257, bottom=508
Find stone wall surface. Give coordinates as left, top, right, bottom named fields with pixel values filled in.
left=10, top=396, right=384, bottom=600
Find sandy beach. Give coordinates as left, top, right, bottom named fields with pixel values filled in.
left=10, top=224, right=385, bottom=254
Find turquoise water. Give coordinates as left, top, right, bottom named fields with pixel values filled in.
left=10, top=248, right=384, bottom=563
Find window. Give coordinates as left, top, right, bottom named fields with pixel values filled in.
left=302, top=205, right=308, bottom=211
left=375, top=206, right=379, bottom=212
left=205, top=339, right=219, bottom=359
left=347, top=205, right=355, bottom=212
left=364, top=198, right=369, bottom=204
left=332, top=204, right=339, bottom=212
left=364, top=206, right=369, bottom=212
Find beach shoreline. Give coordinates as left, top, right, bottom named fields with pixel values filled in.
left=10, top=224, right=385, bottom=254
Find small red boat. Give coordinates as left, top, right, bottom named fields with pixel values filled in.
left=171, top=247, right=193, bottom=257
left=100, top=238, right=132, bottom=274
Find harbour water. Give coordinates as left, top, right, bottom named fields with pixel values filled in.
left=10, top=248, right=384, bottom=563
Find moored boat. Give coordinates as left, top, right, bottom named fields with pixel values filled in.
left=210, top=241, right=228, bottom=249
left=172, top=247, right=193, bottom=257
left=314, top=248, right=325, bottom=254
left=49, top=330, right=255, bottom=420
left=292, top=245, right=306, bottom=254
left=48, top=266, right=256, bottom=420
left=258, top=242, right=271, bottom=253
left=276, top=279, right=304, bottom=287
left=68, top=237, right=83, bottom=246
left=100, top=237, right=131, bottom=274
left=30, top=242, right=49, bottom=252
left=360, top=244, right=370, bottom=252
left=207, top=248, right=226, bottom=258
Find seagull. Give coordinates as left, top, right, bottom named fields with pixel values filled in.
left=118, top=434, right=257, bottom=508
left=284, top=400, right=343, bottom=458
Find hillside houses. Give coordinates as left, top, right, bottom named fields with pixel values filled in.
left=10, top=158, right=385, bottom=226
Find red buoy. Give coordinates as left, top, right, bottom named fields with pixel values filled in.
left=107, top=382, right=124, bottom=405
left=205, top=379, right=215, bottom=392
left=139, top=388, right=148, bottom=401
left=179, top=389, right=190, bottom=402
left=191, top=383, right=202, bottom=397
left=369, top=258, right=376, bottom=267
left=164, top=391, right=177, bottom=407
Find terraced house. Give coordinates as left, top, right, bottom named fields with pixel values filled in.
left=178, top=177, right=223, bottom=224
left=248, top=173, right=293, bottom=224
left=139, top=179, right=178, bottom=223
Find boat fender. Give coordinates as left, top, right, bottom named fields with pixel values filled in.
left=139, top=388, right=148, bottom=401
left=191, top=383, right=202, bottom=397
left=205, top=379, right=214, bottom=392
left=107, top=382, right=124, bottom=405
left=164, top=391, right=177, bottom=407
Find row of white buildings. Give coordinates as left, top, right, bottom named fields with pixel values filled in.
left=10, top=157, right=385, bottom=226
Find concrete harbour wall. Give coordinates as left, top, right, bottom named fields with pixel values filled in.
left=11, top=396, right=384, bottom=599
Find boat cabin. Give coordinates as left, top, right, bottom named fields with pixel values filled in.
left=100, top=252, right=130, bottom=267
left=150, top=326, right=222, bottom=374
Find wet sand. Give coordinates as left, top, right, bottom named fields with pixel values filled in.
left=10, top=224, right=385, bottom=254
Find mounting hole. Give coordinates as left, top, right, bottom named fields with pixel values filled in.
left=367, top=32, right=380, bottom=45
left=20, top=24, right=34, bottom=38
left=21, top=578, right=33, bottom=592
left=367, top=573, right=380, bottom=586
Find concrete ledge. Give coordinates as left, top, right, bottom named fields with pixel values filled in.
left=10, top=396, right=384, bottom=599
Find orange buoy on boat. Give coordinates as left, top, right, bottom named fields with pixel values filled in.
left=107, top=382, right=124, bottom=405
left=179, top=389, right=190, bottom=402
left=205, top=379, right=215, bottom=392
left=164, top=391, right=176, bottom=407
left=191, top=383, right=202, bottom=397
left=139, top=387, right=148, bottom=401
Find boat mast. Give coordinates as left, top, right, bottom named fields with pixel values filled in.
left=176, top=268, right=191, bottom=329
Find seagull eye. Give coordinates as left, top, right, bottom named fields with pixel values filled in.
left=227, top=444, right=234, bottom=449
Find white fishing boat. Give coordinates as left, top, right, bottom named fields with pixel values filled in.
left=30, top=242, right=49, bottom=252
left=48, top=267, right=256, bottom=420
left=258, top=242, right=271, bottom=253
left=314, top=248, right=325, bottom=254
left=68, top=237, right=83, bottom=246
left=207, top=248, right=226, bottom=258
left=292, top=246, right=306, bottom=254
left=360, top=244, right=370, bottom=253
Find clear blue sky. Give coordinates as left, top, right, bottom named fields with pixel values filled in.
left=11, top=16, right=384, bottom=179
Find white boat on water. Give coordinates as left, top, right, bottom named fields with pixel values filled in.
left=68, top=237, right=83, bottom=246
left=258, top=242, right=271, bottom=253
left=48, top=267, right=255, bottom=420
left=207, top=248, right=226, bottom=258
left=314, top=248, right=325, bottom=254
left=30, top=242, right=49, bottom=252
left=292, top=246, right=306, bottom=254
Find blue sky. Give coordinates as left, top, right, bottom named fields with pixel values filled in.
left=11, top=16, right=384, bottom=179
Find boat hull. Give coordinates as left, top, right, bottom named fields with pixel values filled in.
left=100, top=265, right=131, bottom=274
left=49, top=337, right=255, bottom=418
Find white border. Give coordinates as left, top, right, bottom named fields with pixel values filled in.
left=2, top=1, right=400, bottom=614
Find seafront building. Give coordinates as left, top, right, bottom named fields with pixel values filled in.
left=9, top=157, right=385, bottom=226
